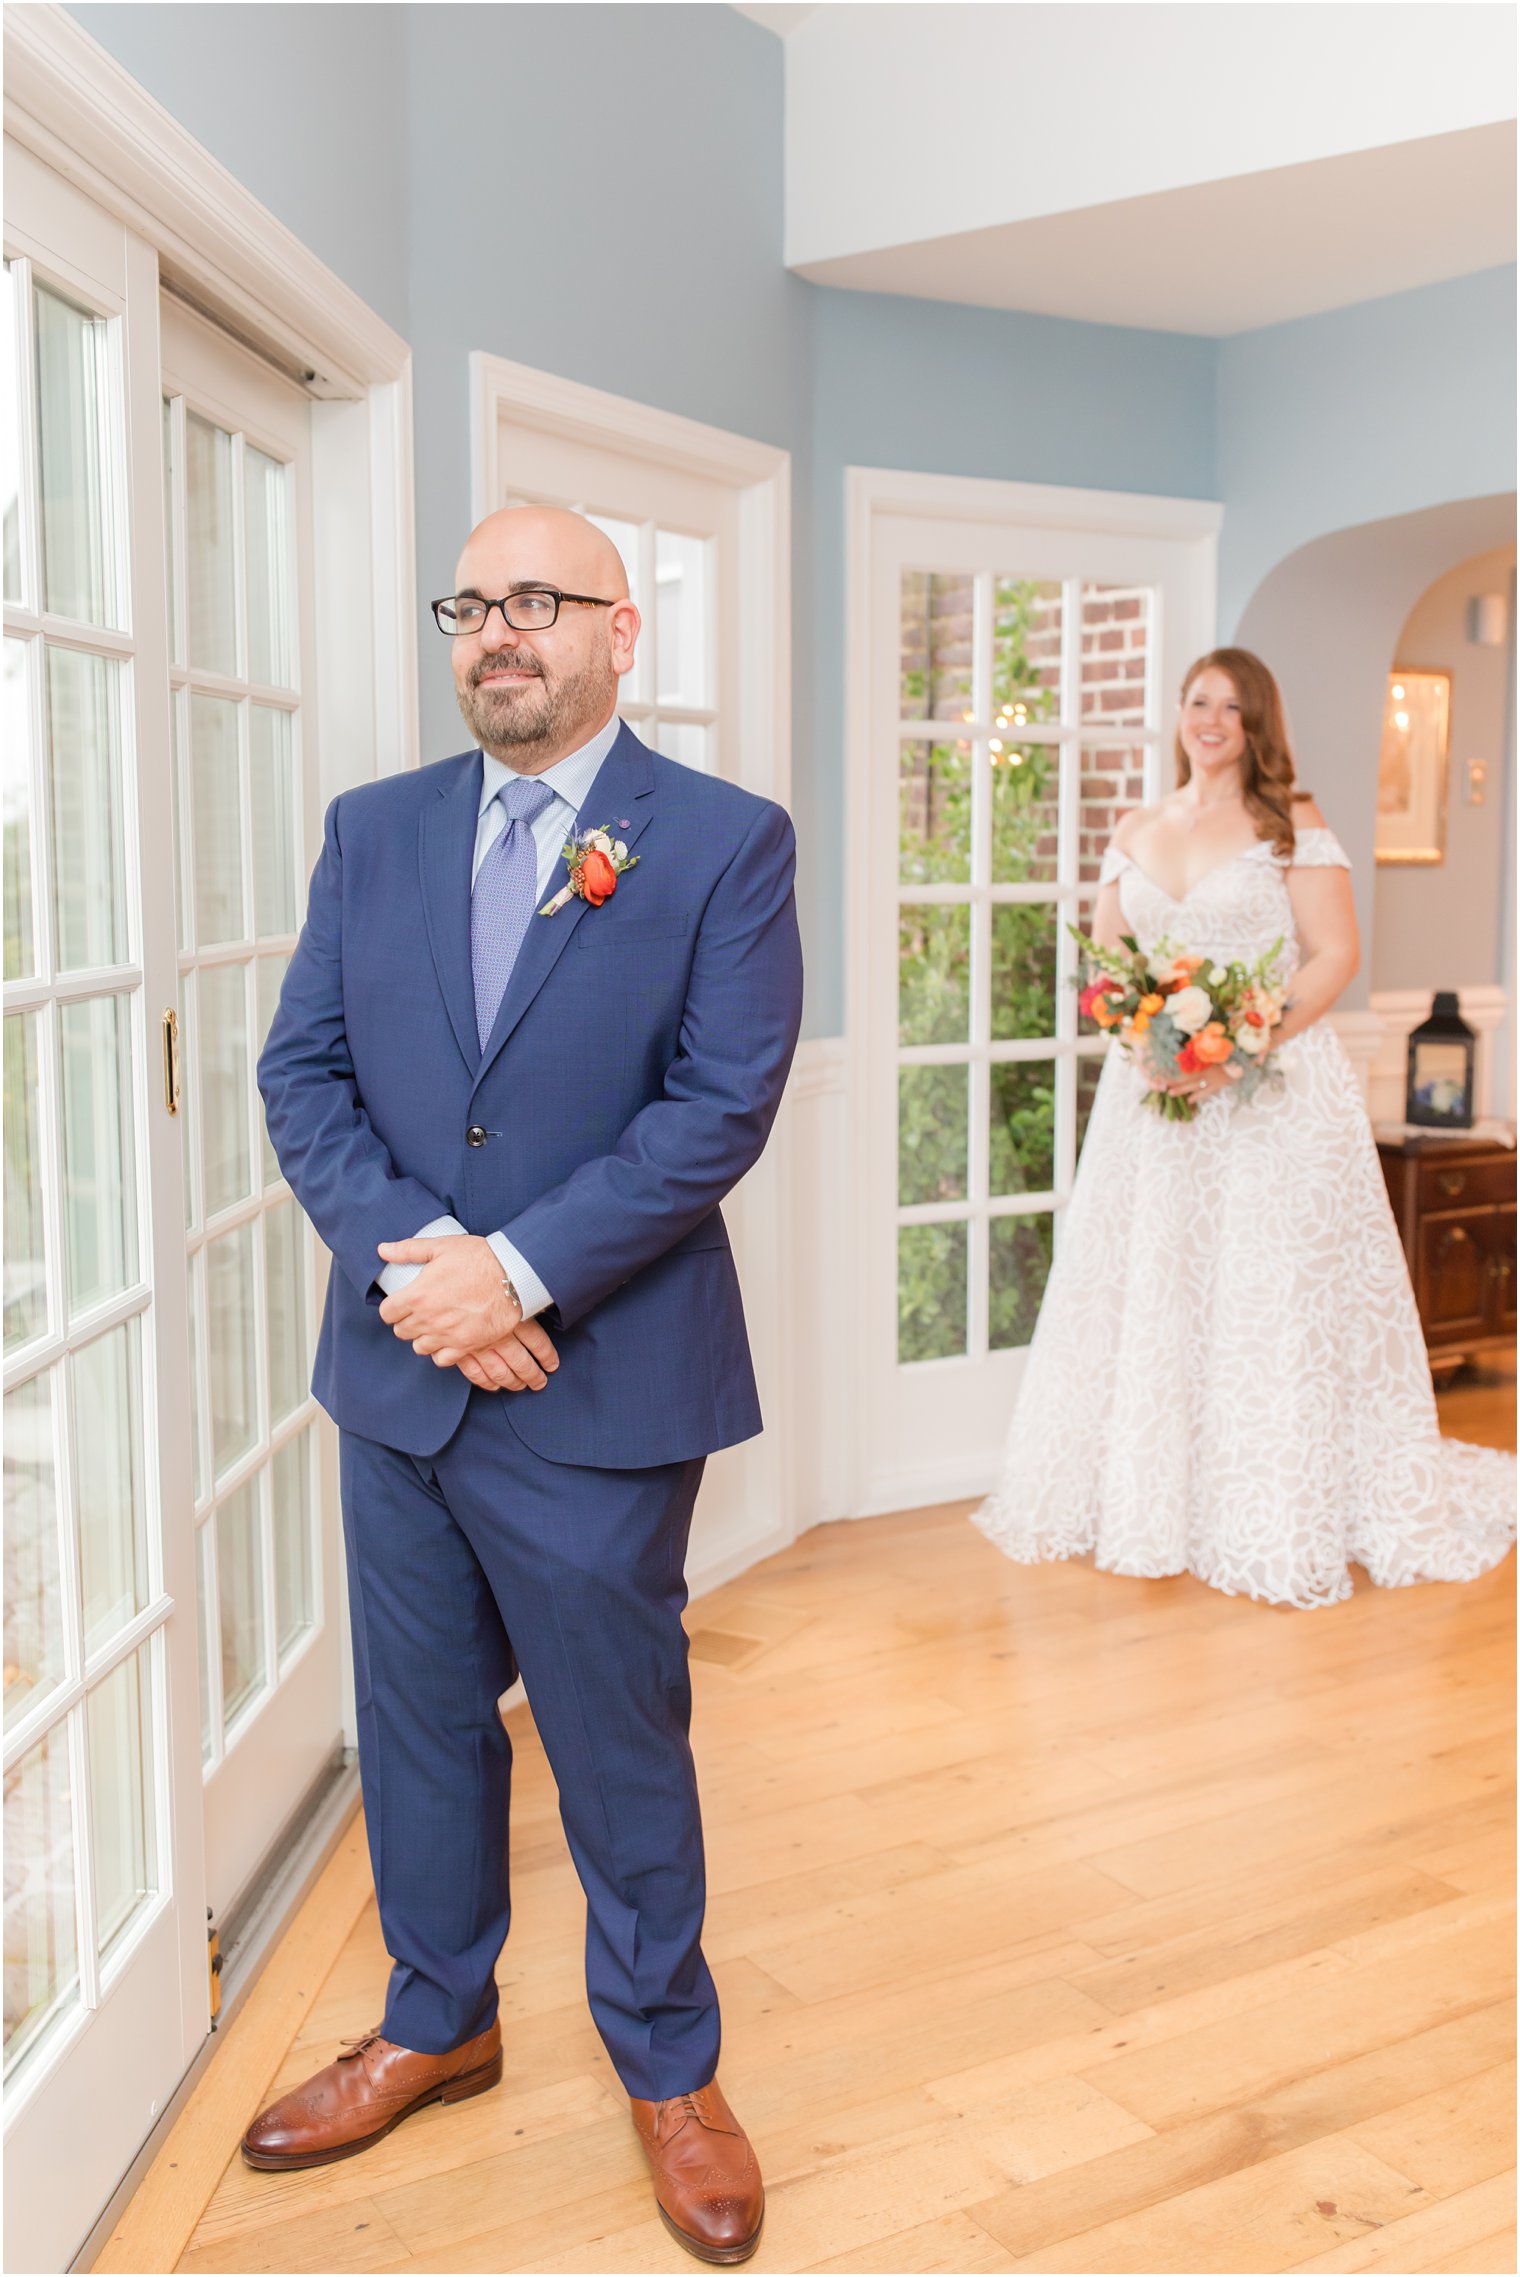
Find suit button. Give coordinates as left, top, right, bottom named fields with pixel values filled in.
left=466, top=1125, right=487, bottom=1148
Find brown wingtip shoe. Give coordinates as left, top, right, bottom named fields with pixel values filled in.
left=629, top=2080, right=764, bottom=2265
left=241, top=2019, right=502, bottom=2171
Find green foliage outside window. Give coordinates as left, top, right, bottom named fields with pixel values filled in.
left=898, top=578, right=1062, bottom=1361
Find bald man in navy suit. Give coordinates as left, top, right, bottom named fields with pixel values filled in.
left=249, top=507, right=801, bottom=2263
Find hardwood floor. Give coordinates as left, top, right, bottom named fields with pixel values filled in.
left=103, top=1361, right=1515, bottom=2275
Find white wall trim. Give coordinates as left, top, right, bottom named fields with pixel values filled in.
left=3, top=2, right=419, bottom=793
left=1362, top=984, right=1511, bottom=1124
left=788, top=1034, right=846, bottom=1102
left=471, top=352, right=790, bottom=514
left=842, top=463, right=1223, bottom=1525
left=1328, top=1008, right=1385, bottom=1102
left=844, top=464, right=1224, bottom=545
left=470, top=351, right=791, bottom=820
left=4, top=4, right=407, bottom=398
left=471, top=355, right=799, bottom=1593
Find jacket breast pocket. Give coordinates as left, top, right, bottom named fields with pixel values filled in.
left=576, top=917, right=692, bottom=950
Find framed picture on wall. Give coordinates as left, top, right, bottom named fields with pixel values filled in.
left=1375, top=668, right=1450, bottom=865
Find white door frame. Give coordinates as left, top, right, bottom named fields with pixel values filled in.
left=4, top=9, right=420, bottom=2263
left=3, top=2, right=419, bottom=803
left=470, top=352, right=796, bottom=1595
left=471, top=353, right=790, bottom=811
left=844, top=465, right=1223, bottom=1519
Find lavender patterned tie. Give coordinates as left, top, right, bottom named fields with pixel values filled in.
left=471, top=776, right=556, bottom=1051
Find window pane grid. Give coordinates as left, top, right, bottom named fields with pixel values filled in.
left=3, top=264, right=175, bottom=2091
left=562, top=501, right=716, bottom=772
left=899, top=1037, right=1083, bottom=1070
left=195, top=1524, right=217, bottom=1770
left=257, top=1461, right=280, bottom=1715
left=86, top=1640, right=159, bottom=1966
left=272, top=1426, right=318, bottom=1668
left=62, top=1683, right=100, bottom=2013
left=164, top=397, right=317, bottom=1773
left=3, top=1718, right=82, bottom=2077
left=33, top=281, right=126, bottom=634
left=896, top=565, right=1157, bottom=1360
left=4, top=259, right=41, bottom=613
left=168, top=670, right=299, bottom=708
left=5, top=634, right=43, bottom=984
left=190, top=1399, right=314, bottom=1526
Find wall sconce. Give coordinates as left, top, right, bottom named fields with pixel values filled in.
left=1465, top=593, right=1509, bottom=647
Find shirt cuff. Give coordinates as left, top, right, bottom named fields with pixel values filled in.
left=375, top=1214, right=466, bottom=1294
left=486, top=1232, right=552, bottom=1319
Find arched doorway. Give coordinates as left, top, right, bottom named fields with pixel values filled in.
left=1234, top=493, right=1516, bottom=1113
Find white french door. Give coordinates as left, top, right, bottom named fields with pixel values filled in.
left=477, top=364, right=791, bottom=1592
left=853, top=479, right=1219, bottom=1514
left=3, top=140, right=205, bottom=2274
left=159, top=299, right=343, bottom=1926
left=3, top=146, right=345, bottom=2271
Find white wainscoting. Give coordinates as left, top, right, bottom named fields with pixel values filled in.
left=1347, top=986, right=1512, bottom=1125
left=770, top=996, right=1514, bottom=1548
left=780, top=1037, right=852, bottom=1548
left=675, top=1037, right=852, bottom=1605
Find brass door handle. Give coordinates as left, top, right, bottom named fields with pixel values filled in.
left=162, top=1007, right=181, bottom=1115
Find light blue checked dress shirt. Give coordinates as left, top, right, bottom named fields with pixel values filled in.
left=376, top=714, right=621, bottom=1319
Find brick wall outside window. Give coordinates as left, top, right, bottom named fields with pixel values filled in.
left=898, top=572, right=1155, bottom=887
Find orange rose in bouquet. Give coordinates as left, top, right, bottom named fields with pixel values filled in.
left=1070, top=925, right=1288, bottom=1122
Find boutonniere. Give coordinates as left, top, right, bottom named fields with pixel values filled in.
left=539, top=821, right=639, bottom=917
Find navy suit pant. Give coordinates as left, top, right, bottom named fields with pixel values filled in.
left=338, top=1390, right=720, bottom=2099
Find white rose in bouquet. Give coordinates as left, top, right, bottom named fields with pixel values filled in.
left=1236, top=1018, right=1272, bottom=1056
left=1168, top=985, right=1213, bottom=1035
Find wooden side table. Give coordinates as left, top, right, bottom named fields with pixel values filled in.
left=1377, top=1133, right=1517, bottom=1373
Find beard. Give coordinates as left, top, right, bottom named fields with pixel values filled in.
left=456, top=646, right=617, bottom=756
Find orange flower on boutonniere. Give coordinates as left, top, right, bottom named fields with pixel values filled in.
left=539, top=824, right=640, bottom=917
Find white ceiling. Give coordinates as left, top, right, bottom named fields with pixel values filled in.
left=732, top=2, right=1515, bottom=335
left=730, top=3, right=815, bottom=33
left=794, top=121, right=1518, bottom=337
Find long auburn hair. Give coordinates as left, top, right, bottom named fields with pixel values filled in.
left=1174, top=647, right=1302, bottom=856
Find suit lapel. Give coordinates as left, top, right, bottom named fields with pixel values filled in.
left=418, top=750, right=485, bottom=1074
left=473, top=723, right=657, bottom=1088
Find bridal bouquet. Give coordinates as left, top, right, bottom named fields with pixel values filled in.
left=1071, top=927, right=1288, bottom=1122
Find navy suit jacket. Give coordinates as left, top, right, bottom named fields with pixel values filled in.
left=257, top=724, right=804, bottom=1467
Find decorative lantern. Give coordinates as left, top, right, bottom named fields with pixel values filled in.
left=1405, top=992, right=1476, bottom=1129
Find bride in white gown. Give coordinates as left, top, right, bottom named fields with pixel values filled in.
left=975, top=648, right=1516, bottom=1610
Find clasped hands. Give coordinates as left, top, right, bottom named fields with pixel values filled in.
left=1153, top=1061, right=1244, bottom=1103
left=376, top=1236, right=559, bottom=1393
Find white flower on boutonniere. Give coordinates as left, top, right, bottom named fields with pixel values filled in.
left=539, top=822, right=641, bottom=916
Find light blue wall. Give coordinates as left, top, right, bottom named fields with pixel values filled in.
left=1371, top=541, right=1516, bottom=996
left=395, top=3, right=822, bottom=1015
left=399, top=4, right=812, bottom=758
left=1235, top=492, right=1516, bottom=1011
left=67, top=4, right=410, bottom=337
left=1218, top=265, right=1518, bottom=635
left=54, top=5, right=1520, bottom=1040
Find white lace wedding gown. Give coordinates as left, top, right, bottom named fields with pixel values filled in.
left=975, top=826, right=1517, bottom=1610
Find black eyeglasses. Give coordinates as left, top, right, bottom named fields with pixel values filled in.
left=431, top=586, right=615, bottom=637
